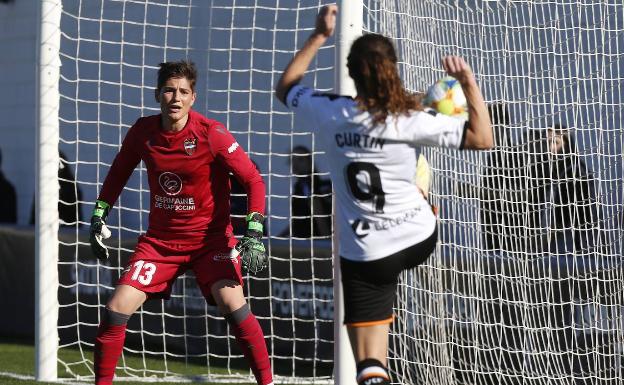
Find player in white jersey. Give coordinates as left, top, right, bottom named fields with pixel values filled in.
left=276, top=5, right=493, bottom=385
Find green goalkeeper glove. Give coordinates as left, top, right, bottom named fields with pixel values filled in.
left=89, top=200, right=112, bottom=261
left=236, top=212, right=268, bottom=274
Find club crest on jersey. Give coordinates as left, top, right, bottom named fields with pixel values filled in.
left=183, top=138, right=197, bottom=155
left=158, top=172, right=183, bottom=196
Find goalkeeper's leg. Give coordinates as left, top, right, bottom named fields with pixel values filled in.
left=94, top=285, right=146, bottom=385
left=211, top=279, right=273, bottom=385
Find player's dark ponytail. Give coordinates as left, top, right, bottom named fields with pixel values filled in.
left=347, top=34, right=421, bottom=126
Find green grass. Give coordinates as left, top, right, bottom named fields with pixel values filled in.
left=0, top=334, right=333, bottom=384
left=0, top=341, right=268, bottom=385
left=0, top=335, right=332, bottom=384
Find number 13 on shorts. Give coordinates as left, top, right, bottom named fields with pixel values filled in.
left=130, top=260, right=156, bottom=285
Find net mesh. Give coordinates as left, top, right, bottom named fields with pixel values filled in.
left=364, top=1, right=624, bottom=384
left=58, top=0, right=335, bottom=383
left=56, top=0, right=624, bottom=384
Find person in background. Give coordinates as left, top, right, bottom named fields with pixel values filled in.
left=281, top=145, right=332, bottom=239
left=0, top=148, right=17, bottom=224
left=58, top=150, right=83, bottom=226
left=529, top=123, right=599, bottom=382
left=531, top=124, right=597, bottom=253
left=480, top=103, right=512, bottom=250
left=29, top=150, right=83, bottom=227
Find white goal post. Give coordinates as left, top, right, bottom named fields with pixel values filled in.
left=35, top=0, right=61, bottom=381
left=333, top=1, right=362, bottom=384
left=36, top=1, right=624, bottom=385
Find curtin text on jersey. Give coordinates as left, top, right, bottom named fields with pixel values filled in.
left=335, top=133, right=385, bottom=149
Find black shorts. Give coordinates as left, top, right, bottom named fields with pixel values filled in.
left=340, top=228, right=438, bottom=326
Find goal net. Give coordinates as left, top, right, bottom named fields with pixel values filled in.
left=52, top=0, right=624, bottom=384
left=57, top=0, right=335, bottom=383
left=363, top=1, right=624, bottom=385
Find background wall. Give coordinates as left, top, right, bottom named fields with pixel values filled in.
left=0, top=0, right=38, bottom=225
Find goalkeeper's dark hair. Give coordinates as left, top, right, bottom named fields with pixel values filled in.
left=347, top=34, right=422, bottom=126
left=156, top=60, right=197, bottom=93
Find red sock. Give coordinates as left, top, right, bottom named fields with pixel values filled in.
left=229, top=312, right=273, bottom=385
left=94, top=322, right=127, bottom=385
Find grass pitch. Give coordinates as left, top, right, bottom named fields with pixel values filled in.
left=0, top=340, right=266, bottom=385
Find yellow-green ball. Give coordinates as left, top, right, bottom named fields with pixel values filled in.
left=436, top=99, right=455, bottom=116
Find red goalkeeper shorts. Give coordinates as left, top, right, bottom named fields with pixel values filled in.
left=117, top=234, right=241, bottom=304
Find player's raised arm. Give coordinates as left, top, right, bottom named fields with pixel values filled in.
left=275, top=4, right=337, bottom=104
left=442, top=56, right=493, bottom=150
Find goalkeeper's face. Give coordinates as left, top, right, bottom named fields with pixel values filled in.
left=157, top=76, right=196, bottom=128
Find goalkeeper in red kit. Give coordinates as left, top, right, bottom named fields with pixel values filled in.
left=89, top=60, right=273, bottom=385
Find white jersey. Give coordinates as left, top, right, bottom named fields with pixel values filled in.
left=285, top=85, right=467, bottom=262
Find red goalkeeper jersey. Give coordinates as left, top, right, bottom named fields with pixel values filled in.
left=98, top=109, right=265, bottom=241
